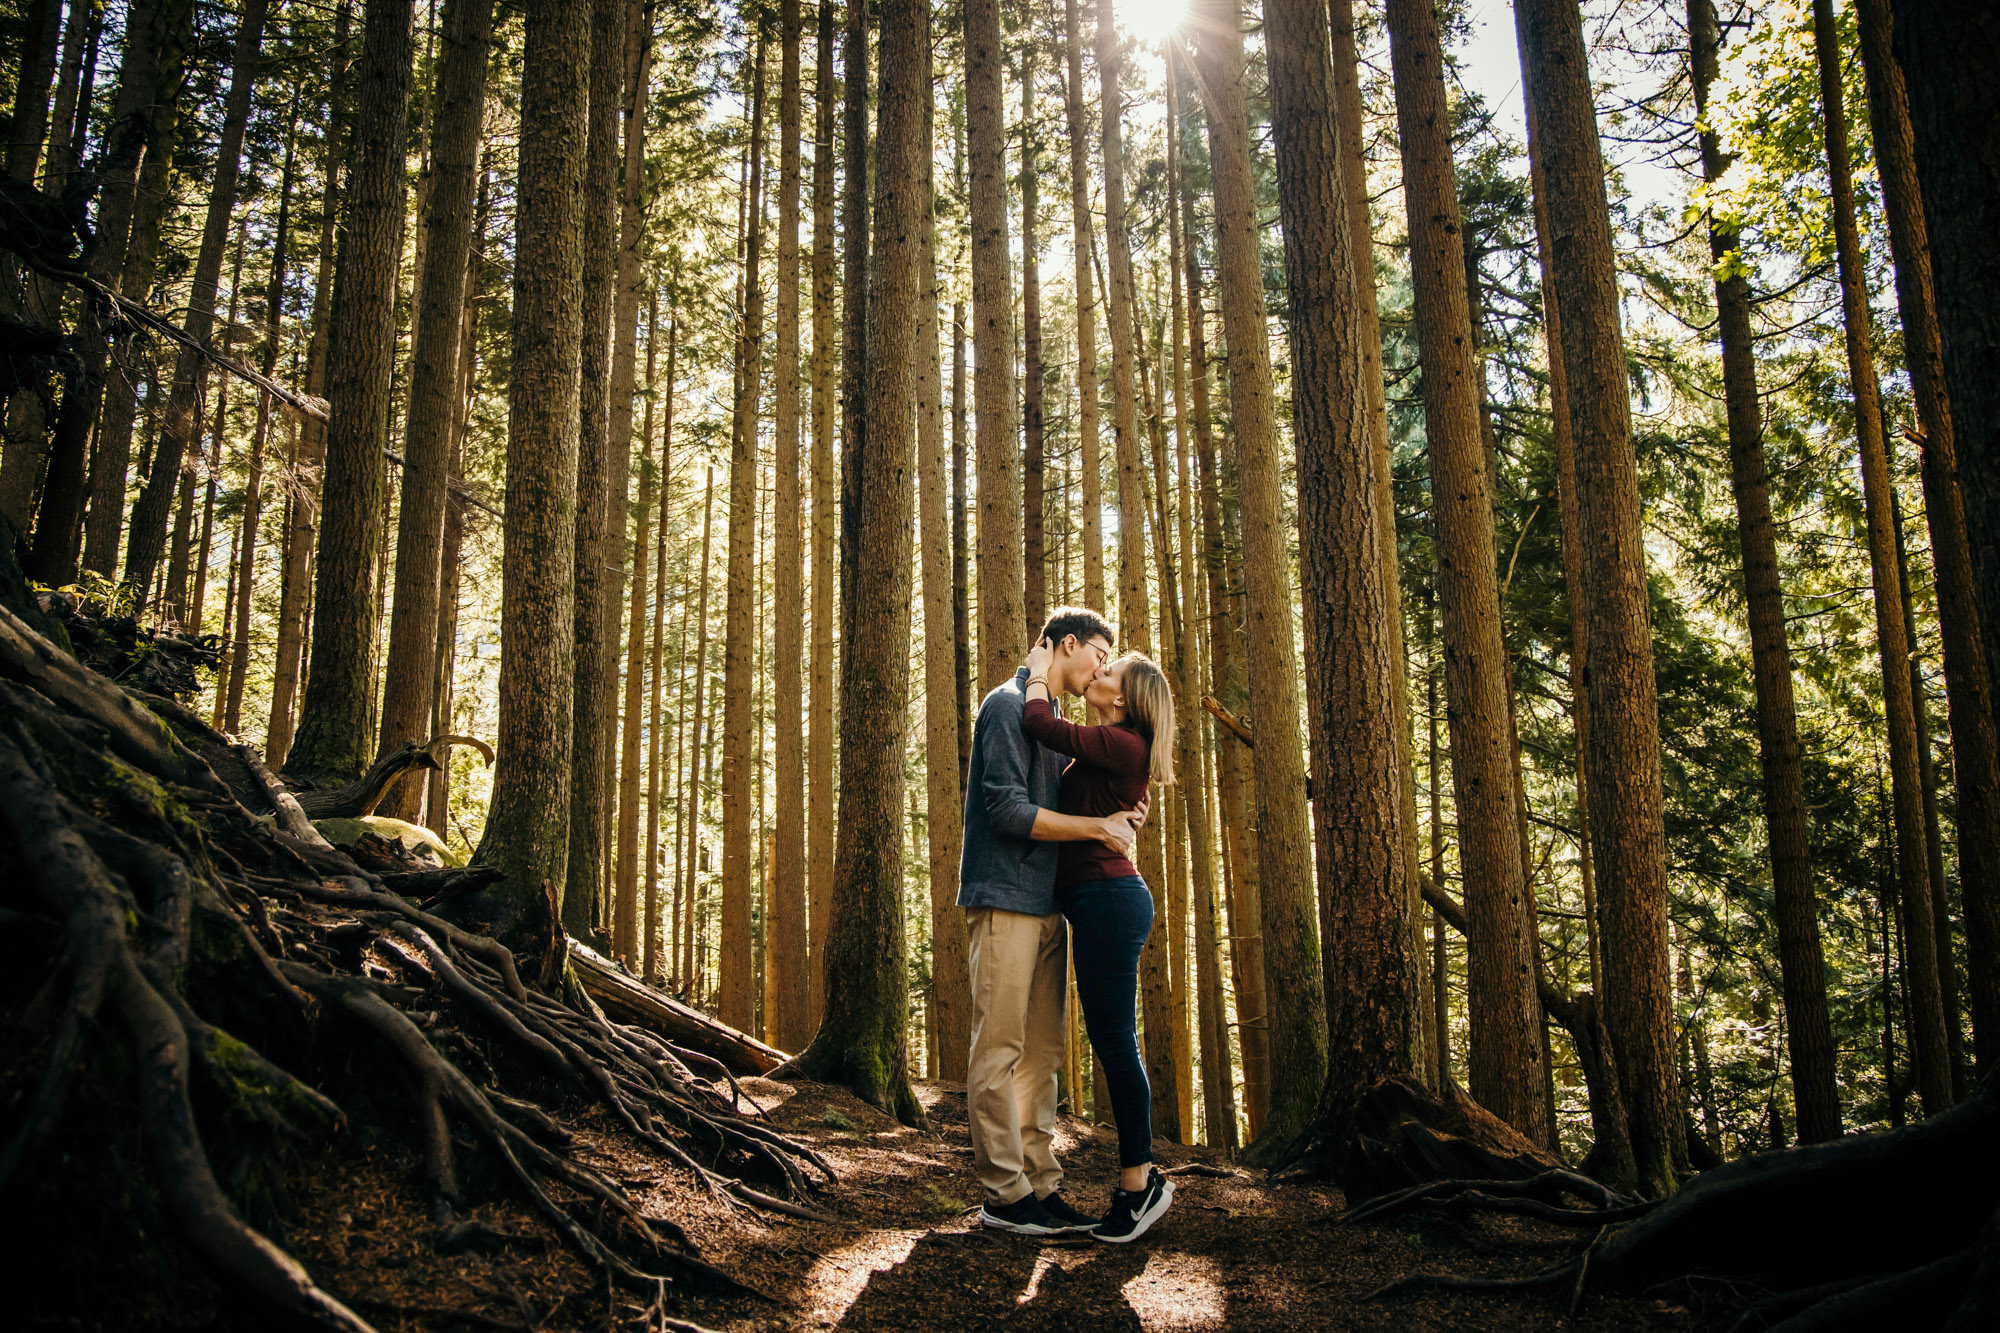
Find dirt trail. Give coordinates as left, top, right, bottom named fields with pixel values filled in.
left=244, top=1079, right=1728, bottom=1332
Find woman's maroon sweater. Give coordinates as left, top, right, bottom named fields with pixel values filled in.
left=1021, top=696, right=1151, bottom=888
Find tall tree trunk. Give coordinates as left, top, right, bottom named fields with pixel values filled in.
left=564, top=0, right=629, bottom=939
left=1, top=0, right=95, bottom=547
left=1893, top=6, right=2000, bottom=804
left=116, top=0, right=271, bottom=608
left=1811, top=0, right=1950, bottom=1117
left=1178, top=73, right=1269, bottom=1136
left=376, top=0, right=496, bottom=820
left=965, top=0, right=1024, bottom=689
left=719, top=30, right=767, bottom=1032
left=837, top=0, right=868, bottom=653
left=1517, top=0, right=1680, bottom=1193
left=225, top=123, right=301, bottom=733
left=644, top=309, right=677, bottom=982
left=464, top=0, right=591, bottom=935
left=1331, top=0, right=1434, bottom=1095
left=1167, top=50, right=1234, bottom=1150
left=267, top=2, right=356, bottom=768
left=25, top=0, right=197, bottom=584
left=807, top=0, right=838, bottom=1031
left=1099, top=0, right=1180, bottom=1145
left=1020, top=44, right=1046, bottom=638
left=770, top=0, right=811, bottom=1053
left=1385, top=0, right=1547, bottom=1143
left=682, top=470, right=717, bottom=988
left=1856, top=0, right=2000, bottom=1079
left=1192, top=0, right=1326, bottom=1159
left=614, top=298, right=661, bottom=966
left=283, top=0, right=414, bottom=786
left=918, top=94, right=971, bottom=1082
left=790, top=0, right=927, bottom=1127
left=1685, top=0, right=1841, bottom=1144
left=1265, top=0, right=1422, bottom=1163
left=1061, top=0, right=1103, bottom=614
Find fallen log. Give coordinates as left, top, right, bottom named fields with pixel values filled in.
left=567, top=940, right=788, bottom=1077
left=292, top=734, right=493, bottom=819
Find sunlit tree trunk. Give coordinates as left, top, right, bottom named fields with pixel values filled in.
left=789, top=0, right=927, bottom=1126
left=720, top=31, right=768, bottom=1032
left=284, top=0, right=414, bottom=786
left=1518, top=0, right=1680, bottom=1192
left=1385, top=0, right=1547, bottom=1144
left=1099, top=0, right=1180, bottom=1144
left=1855, top=0, right=2000, bottom=1080
left=1062, top=0, right=1103, bottom=614
left=919, top=104, right=971, bottom=1081
left=1686, top=0, right=1841, bottom=1142
left=770, top=0, right=811, bottom=1052
left=15, top=0, right=192, bottom=572
left=377, top=0, right=496, bottom=820
left=1176, top=71, right=1268, bottom=1135
left=1192, top=0, right=1326, bottom=1159
left=682, top=470, right=717, bottom=987
left=268, top=3, right=355, bottom=769
left=1021, top=44, right=1047, bottom=637
left=225, top=125, right=300, bottom=734
left=965, top=0, right=1024, bottom=689
left=1811, top=0, right=1949, bottom=1117
left=807, top=0, right=838, bottom=1029
left=564, top=0, right=630, bottom=939
left=614, top=300, right=661, bottom=966
left=1330, top=0, right=1434, bottom=1094
left=1265, top=0, right=1422, bottom=1161
left=465, top=0, right=592, bottom=936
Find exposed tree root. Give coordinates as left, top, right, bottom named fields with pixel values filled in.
left=1278, top=1072, right=1562, bottom=1201
left=1362, top=1073, right=2000, bottom=1331
left=0, top=601, right=830, bottom=1331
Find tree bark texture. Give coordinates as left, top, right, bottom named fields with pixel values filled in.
left=1266, top=0, right=1423, bottom=1152
left=284, top=0, right=412, bottom=785
left=1858, top=0, right=2000, bottom=1078
left=1192, top=0, right=1327, bottom=1160
left=807, top=0, right=838, bottom=1031
left=267, top=3, right=355, bottom=768
left=376, top=0, right=496, bottom=821
left=1385, top=0, right=1547, bottom=1144
left=791, top=0, right=927, bottom=1126
left=918, top=103, right=971, bottom=1082
left=564, top=0, right=630, bottom=939
left=467, top=0, right=591, bottom=934
left=1683, top=0, right=1841, bottom=1143
left=1811, top=0, right=1950, bottom=1117
left=1516, top=0, right=1679, bottom=1192
left=1063, top=0, right=1104, bottom=614
left=966, top=0, right=1024, bottom=691
left=720, top=32, right=767, bottom=1033
left=1893, top=5, right=2000, bottom=831
left=1100, top=0, right=1180, bottom=1146
left=770, top=0, right=811, bottom=1054
left=1021, top=45, right=1047, bottom=638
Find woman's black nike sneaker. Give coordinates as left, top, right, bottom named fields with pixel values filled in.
left=1094, top=1168, right=1173, bottom=1243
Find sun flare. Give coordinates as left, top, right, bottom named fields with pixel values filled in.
left=1118, top=0, right=1191, bottom=44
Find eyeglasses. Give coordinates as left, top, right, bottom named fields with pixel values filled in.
left=1082, top=639, right=1113, bottom=668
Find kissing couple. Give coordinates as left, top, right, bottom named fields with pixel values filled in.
left=956, top=606, right=1177, bottom=1243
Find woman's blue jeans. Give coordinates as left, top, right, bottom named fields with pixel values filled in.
left=1060, top=875, right=1155, bottom=1169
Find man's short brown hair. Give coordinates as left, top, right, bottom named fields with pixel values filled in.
left=1038, top=606, right=1115, bottom=651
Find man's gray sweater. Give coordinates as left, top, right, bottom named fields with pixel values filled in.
left=955, top=667, right=1069, bottom=917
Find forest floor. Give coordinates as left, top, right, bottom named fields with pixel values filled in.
left=40, top=1075, right=1752, bottom=1332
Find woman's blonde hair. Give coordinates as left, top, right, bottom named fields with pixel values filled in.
left=1116, top=653, right=1176, bottom=786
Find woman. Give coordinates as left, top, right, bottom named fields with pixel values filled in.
left=1020, top=636, right=1177, bottom=1244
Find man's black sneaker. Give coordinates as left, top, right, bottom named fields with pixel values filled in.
left=1094, top=1168, right=1173, bottom=1243
left=1036, top=1192, right=1101, bottom=1233
left=979, top=1193, right=1062, bottom=1235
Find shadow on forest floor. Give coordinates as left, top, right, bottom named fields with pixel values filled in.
left=24, top=1076, right=1739, bottom=1332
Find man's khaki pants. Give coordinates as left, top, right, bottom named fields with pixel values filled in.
left=965, top=906, right=1068, bottom=1205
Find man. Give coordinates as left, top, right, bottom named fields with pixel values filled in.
left=958, top=606, right=1144, bottom=1235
